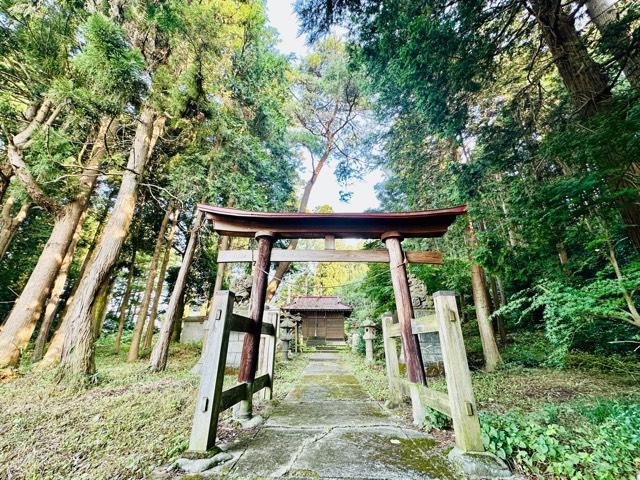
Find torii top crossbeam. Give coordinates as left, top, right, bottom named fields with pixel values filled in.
left=198, top=204, right=467, bottom=239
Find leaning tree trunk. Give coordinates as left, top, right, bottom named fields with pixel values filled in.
left=149, top=209, right=202, bottom=372
left=0, top=197, right=30, bottom=259
left=586, top=0, right=640, bottom=89
left=265, top=148, right=330, bottom=301
left=127, top=203, right=172, bottom=360
left=144, top=206, right=179, bottom=350
left=466, top=220, right=502, bottom=371
left=170, top=291, right=186, bottom=343
left=60, top=107, right=165, bottom=377
left=31, top=214, right=85, bottom=362
left=0, top=119, right=113, bottom=369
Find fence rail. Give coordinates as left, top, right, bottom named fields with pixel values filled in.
left=381, top=291, right=483, bottom=452
left=188, top=290, right=278, bottom=453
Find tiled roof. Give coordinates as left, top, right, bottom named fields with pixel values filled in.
left=282, top=296, right=353, bottom=313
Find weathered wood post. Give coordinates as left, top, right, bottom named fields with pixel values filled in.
left=433, top=291, right=483, bottom=452
left=258, top=309, right=278, bottom=401
left=382, top=232, right=427, bottom=385
left=383, top=232, right=427, bottom=424
left=236, top=231, right=274, bottom=419
left=381, top=313, right=402, bottom=403
left=188, top=290, right=235, bottom=452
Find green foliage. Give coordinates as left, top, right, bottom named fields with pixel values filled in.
left=481, top=400, right=640, bottom=479
left=71, top=14, right=145, bottom=113
left=495, top=263, right=640, bottom=364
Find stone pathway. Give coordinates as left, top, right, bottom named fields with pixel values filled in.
left=210, top=351, right=460, bottom=479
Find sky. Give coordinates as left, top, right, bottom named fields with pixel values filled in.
left=265, top=0, right=383, bottom=213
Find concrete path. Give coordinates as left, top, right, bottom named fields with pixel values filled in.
left=212, top=351, right=460, bottom=479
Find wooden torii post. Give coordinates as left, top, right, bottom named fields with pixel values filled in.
left=188, top=204, right=470, bottom=453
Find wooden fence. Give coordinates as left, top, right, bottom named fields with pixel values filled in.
left=188, top=290, right=278, bottom=452
left=381, top=291, right=483, bottom=452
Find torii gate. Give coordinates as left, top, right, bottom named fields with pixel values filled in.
left=188, top=204, right=483, bottom=454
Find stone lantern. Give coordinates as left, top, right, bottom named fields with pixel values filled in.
left=362, top=318, right=377, bottom=363
left=279, top=317, right=295, bottom=361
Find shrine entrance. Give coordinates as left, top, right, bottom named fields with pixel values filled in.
left=188, top=204, right=484, bottom=457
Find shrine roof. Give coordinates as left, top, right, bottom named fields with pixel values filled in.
left=282, top=296, right=353, bottom=313
left=197, top=204, right=467, bottom=239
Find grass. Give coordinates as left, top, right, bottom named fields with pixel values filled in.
left=0, top=333, right=309, bottom=480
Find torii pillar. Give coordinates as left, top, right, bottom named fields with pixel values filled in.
left=236, top=230, right=274, bottom=418
left=382, top=231, right=427, bottom=386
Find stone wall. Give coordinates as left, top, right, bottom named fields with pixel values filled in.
left=179, top=309, right=278, bottom=368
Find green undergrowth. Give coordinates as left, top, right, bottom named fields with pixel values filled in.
left=343, top=350, right=390, bottom=401
left=346, top=331, right=640, bottom=479
left=0, top=334, right=309, bottom=479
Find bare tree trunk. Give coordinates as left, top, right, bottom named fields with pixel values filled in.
left=467, top=220, right=502, bottom=371
left=149, top=209, right=202, bottom=372
left=265, top=148, right=330, bottom=301
left=31, top=213, right=85, bottom=362
left=114, top=250, right=137, bottom=353
left=143, top=206, right=179, bottom=350
left=0, top=197, right=30, bottom=259
left=586, top=0, right=640, bottom=89
left=60, top=107, right=165, bottom=377
left=0, top=118, right=113, bottom=369
left=128, top=204, right=172, bottom=360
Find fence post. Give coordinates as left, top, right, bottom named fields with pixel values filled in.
left=381, top=314, right=402, bottom=404
left=259, top=310, right=278, bottom=400
left=433, top=291, right=483, bottom=452
left=188, top=290, right=235, bottom=453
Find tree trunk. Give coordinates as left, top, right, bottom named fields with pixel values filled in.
left=529, top=0, right=611, bottom=115
left=466, top=220, right=502, bottom=371
left=92, top=274, right=116, bottom=340
left=114, top=249, right=137, bottom=353
left=60, top=107, right=165, bottom=377
left=149, top=209, right=203, bottom=372
left=170, top=291, right=185, bottom=343
left=265, top=149, right=330, bottom=302
left=531, top=2, right=640, bottom=252
left=35, top=187, right=116, bottom=369
left=143, top=206, right=179, bottom=350
left=586, top=0, right=640, bottom=89
left=213, top=235, right=230, bottom=292
left=31, top=213, right=84, bottom=362
left=0, top=118, right=113, bottom=369
left=0, top=197, right=30, bottom=259
left=489, top=274, right=507, bottom=344
left=606, top=236, right=640, bottom=326
left=0, top=164, right=12, bottom=204
left=128, top=203, right=172, bottom=360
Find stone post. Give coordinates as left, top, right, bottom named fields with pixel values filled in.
left=350, top=330, right=359, bottom=352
